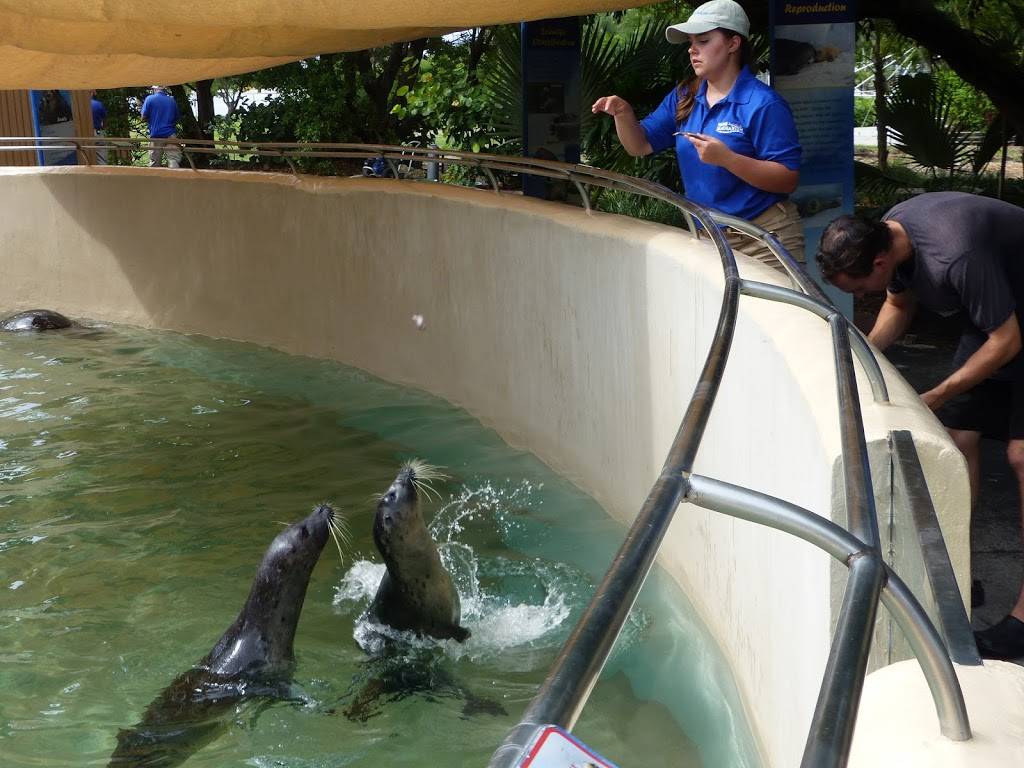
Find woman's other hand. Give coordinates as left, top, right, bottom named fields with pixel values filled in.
left=591, top=95, right=634, bottom=117
left=685, top=132, right=732, bottom=166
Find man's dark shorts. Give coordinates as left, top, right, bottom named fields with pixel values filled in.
left=936, top=377, right=1024, bottom=440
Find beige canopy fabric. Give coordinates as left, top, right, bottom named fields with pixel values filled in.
left=0, top=1, right=653, bottom=88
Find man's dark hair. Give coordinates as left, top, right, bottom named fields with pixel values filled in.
left=816, top=215, right=893, bottom=281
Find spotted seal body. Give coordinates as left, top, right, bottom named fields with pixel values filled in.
left=369, top=463, right=469, bottom=642
left=1, top=309, right=74, bottom=331
left=109, top=503, right=337, bottom=768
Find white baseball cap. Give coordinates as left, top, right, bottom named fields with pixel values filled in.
left=665, top=0, right=751, bottom=42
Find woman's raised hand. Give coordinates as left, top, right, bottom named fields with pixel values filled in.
left=591, top=95, right=634, bottom=117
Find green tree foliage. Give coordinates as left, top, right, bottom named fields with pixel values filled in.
left=232, top=42, right=427, bottom=172
left=880, top=71, right=1004, bottom=178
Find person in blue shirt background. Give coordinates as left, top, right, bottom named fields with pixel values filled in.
left=90, top=90, right=108, bottom=165
left=592, top=0, right=803, bottom=268
left=141, top=85, right=182, bottom=169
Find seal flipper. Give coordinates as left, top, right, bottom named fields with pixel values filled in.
left=447, top=624, right=471, bottom=643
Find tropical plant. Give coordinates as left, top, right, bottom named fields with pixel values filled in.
left=473, top=15, right=693, bottom=194
left=880, top=72, right=976, bottom=177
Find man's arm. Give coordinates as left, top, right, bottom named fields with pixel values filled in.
left=921, top=312, right=1022, bottom=410
left=867, top=290, right=917, bottom=351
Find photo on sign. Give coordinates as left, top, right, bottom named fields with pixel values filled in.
left=773, top=24, right=855, bottom=89
left=30, top=89, right=77, bottom=166
left=791, top=182, right=844, bottom=226
left=527, top=82, right=565, bottom=114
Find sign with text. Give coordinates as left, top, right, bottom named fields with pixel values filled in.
left=521, top=17, right=581, bottom=200
left=29, top=89, right=77, bottom=166
left=517, top=725, right=619, bottom=768
left=770, top=0, right=855, bottom=313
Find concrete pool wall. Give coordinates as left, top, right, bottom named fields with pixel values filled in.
left=0, top=167, right=971, bottom=767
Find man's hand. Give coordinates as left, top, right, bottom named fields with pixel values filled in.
left=921, top=313, right=1022, bottom=409
left=919, top=388, right=947, bottom=412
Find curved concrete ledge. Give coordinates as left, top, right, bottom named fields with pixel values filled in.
left=0, top=166, right=975, bottom=766
left=851, top=659, right=1024, bottom=767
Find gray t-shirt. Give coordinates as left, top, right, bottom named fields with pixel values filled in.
left=885, top=192, right=1024, bottom=380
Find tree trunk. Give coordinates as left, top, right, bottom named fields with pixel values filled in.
left=467, top=28, right=494, bottom=83
left=169, top=85, right=201, bottom=140
left=195, top=79, right=215, bottom=140
left=168, top=84, right=207, bottom=167
left=872, top=23, right=887, bottom=170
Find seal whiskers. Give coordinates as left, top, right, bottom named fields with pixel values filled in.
left=402, top=459, right=448, bottom=502
left=327, top=511, right=350, bottom=564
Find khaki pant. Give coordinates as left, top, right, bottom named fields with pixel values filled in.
left=724, top=200, right=805, bottom=271
left=149, top=135, right=182, bottom=169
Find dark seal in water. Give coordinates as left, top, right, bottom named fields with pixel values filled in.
left=368, top=461, right=470, bottom=642
left=109, top=503, right=341, bottom=768
left=1, top=309, right=74, bottom=331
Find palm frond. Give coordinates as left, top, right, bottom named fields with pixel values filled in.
left=879, top=73, right=974, bottom=175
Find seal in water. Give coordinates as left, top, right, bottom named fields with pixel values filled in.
left=109, top=503, right=345, bottom=768
left=368, top=461, right=470, bottom=642
left=1, top=309, right=74, bottom=331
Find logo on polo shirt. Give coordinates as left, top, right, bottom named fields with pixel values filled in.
left=715, top=121, right=744, bottom=135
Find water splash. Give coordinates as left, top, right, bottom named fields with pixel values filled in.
left=334, top=479, right=589, bottom=668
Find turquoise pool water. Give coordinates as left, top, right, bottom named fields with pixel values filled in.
left=0, top=322, right=759, bottom=767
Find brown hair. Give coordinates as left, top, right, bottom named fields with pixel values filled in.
left=674, top=30, right=753, bottom=125
left=816, top=215, right=894, bottom=281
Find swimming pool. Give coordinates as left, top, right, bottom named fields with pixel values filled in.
left=0, top=322, right=760, bottom=766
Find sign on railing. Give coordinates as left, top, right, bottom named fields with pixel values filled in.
left=515, top=726, right=619, bottom=768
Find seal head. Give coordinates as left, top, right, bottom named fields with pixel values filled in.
left=370, top=462, right=469, bottom=642
left=1, top=309, right=74, bottom=331
left=205, top=502, right=335, bottom=677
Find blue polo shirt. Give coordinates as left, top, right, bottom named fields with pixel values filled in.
left=141, top=91, right=180, bottom=139
left=640, top=68, right=801, bottom=220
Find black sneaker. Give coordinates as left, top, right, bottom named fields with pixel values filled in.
left=974, top=615, right=1024, bottom=660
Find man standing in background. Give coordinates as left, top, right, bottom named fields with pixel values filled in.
left=141, top=85, right=181, bottom=169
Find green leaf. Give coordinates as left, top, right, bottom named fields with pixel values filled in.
left=396, top=85, right=410, bottom=97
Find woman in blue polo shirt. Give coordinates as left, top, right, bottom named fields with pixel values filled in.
left=592, top=0, right=803, bottom=266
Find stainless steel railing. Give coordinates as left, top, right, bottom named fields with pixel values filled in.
left=0, top=136, right=972, bottom=766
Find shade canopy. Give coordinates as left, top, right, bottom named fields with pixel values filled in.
left=0, top=0, right=651, bottom=88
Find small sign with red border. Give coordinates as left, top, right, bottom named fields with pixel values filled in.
left=518, top=725, right=619, bottom=768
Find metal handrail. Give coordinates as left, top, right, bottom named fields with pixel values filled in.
left=0, top=136, right=970, bottom=765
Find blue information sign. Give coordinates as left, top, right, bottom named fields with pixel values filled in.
left=770, top=0, right=855, bottom=313
left=521, top=17, right=581, bottom=200
left=29, top=89, right=78, bottom=166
